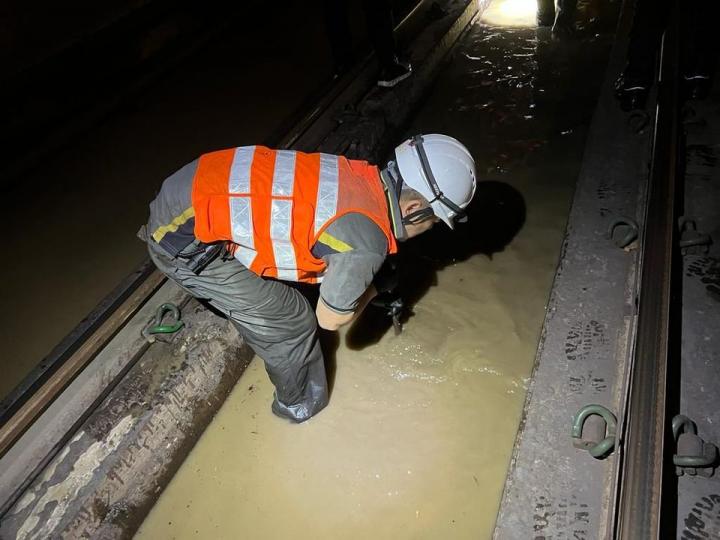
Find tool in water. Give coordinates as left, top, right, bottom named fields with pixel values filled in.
left=388, top=298, right=404, bottom=335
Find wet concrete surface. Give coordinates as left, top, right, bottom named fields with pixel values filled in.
left=135, top=1, right=619, bottom=538
left=676, top=80, right=720, bottom=538
left=0, top=299, right=252, bottom=540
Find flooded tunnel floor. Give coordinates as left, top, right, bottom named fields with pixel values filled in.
left=136, top=4, right=617, bottom=539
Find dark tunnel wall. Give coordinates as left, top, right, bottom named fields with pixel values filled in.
left=2, top=0, right=153, bottom=78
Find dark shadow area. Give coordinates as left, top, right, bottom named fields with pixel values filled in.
left=404, top=180, right=528, bottom=262
left=616, top=0, right=720, bottom=112
left=346, top=180, right=526, bottom=349
left=1, top=0, right=258, bottom=184
left=319, top=330, right=341, bottom=397
left=1, top=0, right=425, bottom=187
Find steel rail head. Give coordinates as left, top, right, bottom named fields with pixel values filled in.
left=615, top=0, right=682, bottom=537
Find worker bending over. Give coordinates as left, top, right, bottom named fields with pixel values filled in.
left=142, top=134, right=477, bottom=422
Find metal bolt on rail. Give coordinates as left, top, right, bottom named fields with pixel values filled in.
left=672, top=414, right=718, bottom=477
left=608, top=216, right=640, bottom=249
left=678, top=217, right=712, bottom=255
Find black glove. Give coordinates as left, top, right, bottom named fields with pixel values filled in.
left=372, top=260, right=405, bottom=334
left=372, top=259, right=400, bottom=295
left=373, top=258, right=400, bottom=294
left=369, top=292, right=405, bottom=335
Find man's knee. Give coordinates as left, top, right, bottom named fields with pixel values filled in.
left=254, top=297, right=317, bottom=342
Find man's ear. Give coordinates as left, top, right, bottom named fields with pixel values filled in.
left=402, top=198, right=424, bottom=215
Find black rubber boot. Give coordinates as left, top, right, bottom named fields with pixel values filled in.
left=537, top=0, right=555, bottom=26
left=551, top=0, right=577, bottom=37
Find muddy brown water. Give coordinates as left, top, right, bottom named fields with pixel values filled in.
left=136, top=1, right=618, bottom=538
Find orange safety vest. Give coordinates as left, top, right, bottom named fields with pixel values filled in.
left=191, top=146, right=398, bottom=283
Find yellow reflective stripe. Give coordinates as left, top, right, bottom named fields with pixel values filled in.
left=152, top=207, right=195, bottom=242
left=318, top=232, right=353, bottom=253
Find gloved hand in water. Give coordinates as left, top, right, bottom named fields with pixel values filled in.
left=372, top=258, right=399, bottom=295
left=371, top=259, right=404, bottom=334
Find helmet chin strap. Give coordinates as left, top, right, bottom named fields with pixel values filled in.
left=402, top=207, right=435, bottom=226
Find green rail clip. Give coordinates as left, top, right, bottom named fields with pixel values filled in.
left=571, top=404, right=617, bottom=459
left=672, top=414, right=718, bottom=470
left=148, top=303, right=184, bottom=335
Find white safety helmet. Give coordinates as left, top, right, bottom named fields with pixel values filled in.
left=394, top=134, right=477, bottom=229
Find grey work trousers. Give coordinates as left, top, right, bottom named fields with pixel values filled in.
left=148, top=241, right=329, bottom=422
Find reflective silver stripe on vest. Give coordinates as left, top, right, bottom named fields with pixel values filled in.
left=230, top=197, right=256, bottom=270
left=272, top=150, right=296, bottom=196
left=270, top=199, right=298, bottom=281
left=229, top=147, right=256, bottom=268
left=314, top=154, right=339, bottom=234
left=229, top=146, right=255, bottom=194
